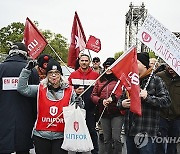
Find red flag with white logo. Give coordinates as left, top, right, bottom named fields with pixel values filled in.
left=24, top=17, right=48, bottom=59
left=67, top=12, right=86, bottom=69
left=86, top=35, right=101, bottom=52
left=109, top=46, right=141, bottom=116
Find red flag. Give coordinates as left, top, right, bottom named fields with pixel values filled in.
left=109, top=46, right=142, bottom=116
left=86, top=35, right=101, bottom=52
left=24, top=17, right=48, bottom=59
left=67, top=12, right=86, bottom=69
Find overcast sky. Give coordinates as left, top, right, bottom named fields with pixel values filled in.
left=1, top=0, right=180, bottom=63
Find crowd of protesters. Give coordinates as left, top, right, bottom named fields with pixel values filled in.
left=0, top=42, right=179, bottom=154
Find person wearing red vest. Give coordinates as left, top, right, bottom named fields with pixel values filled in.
left=17, top=59, right=83, bottom=154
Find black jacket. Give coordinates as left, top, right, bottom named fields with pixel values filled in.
left=0, top=55, right=38, bottom=153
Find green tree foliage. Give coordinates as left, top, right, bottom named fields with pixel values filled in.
left=0, top=22, right=69, bottom=63
left=148, top=50, right=157, bottom=58
left=0, top=22, right=24, bottom=53
left=114, top=51, right=124, bottom=59
left=42, top=30, right=68, bottom=63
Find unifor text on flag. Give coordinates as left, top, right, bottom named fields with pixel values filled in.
left=24, top=17, right=48, bottom=59
left=67, top=12, right=86, bottom=69
left=109, top=46, right=142, bottom=116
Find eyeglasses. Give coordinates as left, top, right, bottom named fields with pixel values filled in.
left=48, top=70, right=60, bottom=76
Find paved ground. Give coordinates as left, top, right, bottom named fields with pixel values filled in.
left=12, top=140, right=180, bottom=154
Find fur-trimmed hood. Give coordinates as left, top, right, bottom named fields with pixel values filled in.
left=40, top=76, right=69, bottom=90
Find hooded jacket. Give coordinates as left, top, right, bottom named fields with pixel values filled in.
left=68, top=67, right=99, bottom=112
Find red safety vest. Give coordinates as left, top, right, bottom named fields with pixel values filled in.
left=35, top=84, right=72, bottom=132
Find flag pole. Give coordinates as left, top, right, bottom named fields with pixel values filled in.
left=144, top=56, right=160, bottom=90
left=87, top=49, right=92, bottom=62
left=95, top=80, right=121, bottom=128
left=47, top=44, right=72, bottom=73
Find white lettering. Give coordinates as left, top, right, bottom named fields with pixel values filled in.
left=28, top=39, right=39, bottom=51
left=42, top=117, right=64, bottom=123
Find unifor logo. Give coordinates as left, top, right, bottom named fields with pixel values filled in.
left=95, top=39, right=99, bottom=45
left=142, top=32, right=152, bottom=43
left=128, top=72, right=139, bottom=85
left=134, top=132, right=148, bottom=148
left=49, top=106, right=58, bottom=116
left=74, top=121, right=79, bottom=132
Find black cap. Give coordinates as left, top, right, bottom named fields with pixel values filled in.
left=46, top=59, right=63, bottom=75
left=137, top=52, right=150, bottom=69
left=37, top=54, right=52, bottom=69
left=11, top=42, right=27, bottom=52
left=103, top=57, right=115, bottom=66
left=9, top=42, right=28, bottom=58
left=92, top=57, right=100, bottom=62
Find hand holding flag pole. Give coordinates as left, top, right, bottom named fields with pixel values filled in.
left=95, top=80, right=121, bottom=128
left=47, top=68, right=110, bottom=128
left=109, top=46, right=142, bottom=116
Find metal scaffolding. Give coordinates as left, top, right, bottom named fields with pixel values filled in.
left=124, top=2, right=148, bottom=52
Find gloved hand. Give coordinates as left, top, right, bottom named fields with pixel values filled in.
left=74, top=96, right=84, bottom=109
left=25, top=60, right=36, bottom=70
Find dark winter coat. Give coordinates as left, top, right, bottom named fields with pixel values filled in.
left=157, top=70, right=180, bottom=119
left=0, top=55, right=38, bottom=153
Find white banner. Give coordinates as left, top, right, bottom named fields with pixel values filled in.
left=2, top=77, right=19, bottom=90
left=137, top=13, right=180, bottom=76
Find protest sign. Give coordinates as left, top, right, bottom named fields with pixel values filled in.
left=137, top=14, right=180, bottom=76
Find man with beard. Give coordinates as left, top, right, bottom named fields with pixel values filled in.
left=68, top=54, right=99, bottom=154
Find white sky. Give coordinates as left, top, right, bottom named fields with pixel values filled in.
left=0, top=0, right=180, bottom=63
